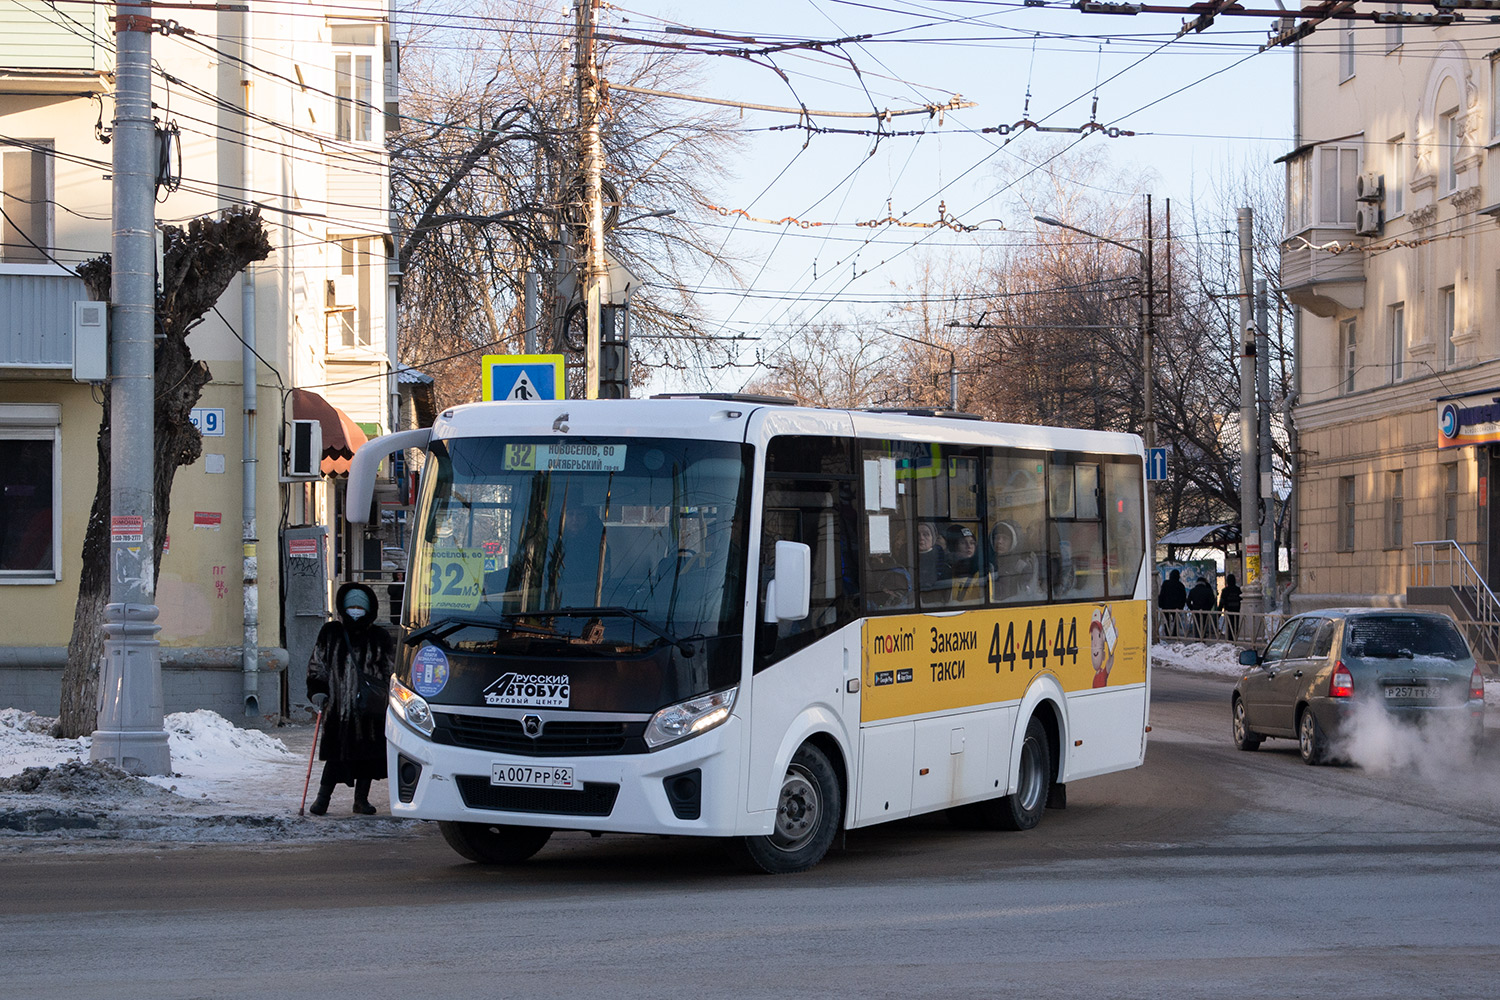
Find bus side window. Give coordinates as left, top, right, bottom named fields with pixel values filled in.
left=862, top=443, right=915, bottom=612
left=985, top=449, right=1047, bottom=605
left=1104, top=459, right=1145, bottom=597
left=1048, top=457, right=1106, bottom=600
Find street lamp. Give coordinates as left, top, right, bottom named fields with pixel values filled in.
left=880, top=328, right=958, bottom=410
left=1032, top=214, right=1155, bottom=453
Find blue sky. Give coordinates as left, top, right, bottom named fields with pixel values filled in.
left=605, top=2, right=1297, bottom=390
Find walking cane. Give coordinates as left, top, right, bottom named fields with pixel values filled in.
left=298, top=708, right=324, bottom=817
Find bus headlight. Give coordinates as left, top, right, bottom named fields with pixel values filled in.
left=644, top=687, right=737, bottom=749
left=389, top=674, right=435, bottom=736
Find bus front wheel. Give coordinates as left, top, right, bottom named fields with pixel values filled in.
left=731, top=743, right=842, bottom=874
left=438, top=821, right=552, bottom=865
left=979, top=716, right=1052, bottom=832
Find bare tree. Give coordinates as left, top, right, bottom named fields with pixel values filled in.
left=745, top=319, right=899, bottom=408
left=393, top=0, right=745, bottom=407
left=57, top=210, right=272, bottom=738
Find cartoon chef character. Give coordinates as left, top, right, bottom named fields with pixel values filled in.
left=1090, top=606, right=1116, bottom=689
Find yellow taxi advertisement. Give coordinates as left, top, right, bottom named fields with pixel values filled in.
left=861, top=600, right=1148, bottom=722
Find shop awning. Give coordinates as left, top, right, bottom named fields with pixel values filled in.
left=290, top=388, right=369, bottom=476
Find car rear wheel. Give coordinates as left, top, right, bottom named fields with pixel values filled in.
left=1298, top=707, right=1327, bottom=766
left=1232, top=697, right=1262, bottom=751
left=438, top=821, right=552, bottom=865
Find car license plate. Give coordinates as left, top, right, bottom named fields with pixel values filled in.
left=1384, top=685, right=1432, bottom=700
left=491, top=763, right=575, bottom=789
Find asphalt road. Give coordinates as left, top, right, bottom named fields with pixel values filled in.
left=4, top=668, right=1499, bottom=999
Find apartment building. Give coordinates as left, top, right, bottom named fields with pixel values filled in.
left=1283, top=18, right=1500, bottom=615
left=0, top=0, right=398, bottom=717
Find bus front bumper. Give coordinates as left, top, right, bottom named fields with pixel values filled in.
left=385, top=712, right=748, bottom=837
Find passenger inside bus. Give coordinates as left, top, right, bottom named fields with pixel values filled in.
left=989, top=519, right=1038, bottom=602
left=945, top=523, right=985, bottom=604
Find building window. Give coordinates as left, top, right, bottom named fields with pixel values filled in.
left=1493, top=54, right=1500, bottom=140
left=0, top=142, right=53, bottom=263
left=326, top=237, right=375, bottom=350
left=333, top=23, right=379, bottom=143
left=1389, top=303, right=1405, bottom=381
left=1384, top=469, right=1404, bottom=550
left=1319, top=145, right=1360, bottom=226
left=1387, top=137, right=1405, bottom=217
left=1443, top=285, right=1457, bottom=367
left=1340, top=23, right=1356, bottom=81
left=1339, top=476, right=1356, bottom=552
left=1387, top=4, right=1403, bottom=51
left=1287, top=154, right=1311, bottom=232
left=1341, top=317, right=1358, bottom=393
left=1444, top=463, right=1459, bottom=542
left=1441, top=109, right=1460, bottom=194
left=0, top=404, right=61, bottom=583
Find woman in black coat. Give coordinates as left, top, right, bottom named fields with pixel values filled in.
left=306, top=581, right=395, bottom=815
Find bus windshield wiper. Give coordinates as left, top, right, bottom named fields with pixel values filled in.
left=404, top=613, right=559, bottom=646
left=542, top=606, right=698, bottom=656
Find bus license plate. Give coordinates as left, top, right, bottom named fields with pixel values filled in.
left=1384, top=685, right=1431, bottom=700
left=491, top=763, right=575, bottom=789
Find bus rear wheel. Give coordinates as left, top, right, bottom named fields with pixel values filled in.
left=978, top=716, right=1052, bottom=831
left=731, top=743, right=842, bottom=874
left=438, top=821, right=552, bottom=865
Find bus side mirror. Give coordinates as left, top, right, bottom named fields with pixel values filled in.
left=346, top=428, right=432, bottom=523
left=764, top=540, right=811, bottom=624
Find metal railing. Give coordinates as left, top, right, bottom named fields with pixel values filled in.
left=1154, top=609, right=1288, bottom=649
left=1411, top=540, right=1500, bottom=664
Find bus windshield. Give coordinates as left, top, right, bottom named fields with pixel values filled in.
left=409, top=436, right=751, bottom=652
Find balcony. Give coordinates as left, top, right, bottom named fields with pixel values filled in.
left=0, top=1, right=112, bottom=92
left=0, top=266, right=91, bottom=369
left=1280, top=227, right=1365, bottom=318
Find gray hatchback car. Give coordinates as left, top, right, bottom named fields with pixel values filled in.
left=1232, top=609, right=1486, bottom=764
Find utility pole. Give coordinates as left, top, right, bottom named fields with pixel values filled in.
left=92, top=2, right=170, bottom=774
left=576, top=0, right=606, bottom=400
left=239, top=8, right=260, bottom=718
left=1256, top=279, right=1276, bottom=612
left=1236, top=207, right=1262, bottom=628
left=1143, top=195, right=1156, bottom=454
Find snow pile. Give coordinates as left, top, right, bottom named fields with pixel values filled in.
left=0, top=708, right=89, bottom=772
left=0, top=708, right=417, bottom=845
left=1151, top=641, right=1247, bottom=677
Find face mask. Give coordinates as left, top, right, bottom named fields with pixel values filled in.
left=345, top=607, right=367, bottom=620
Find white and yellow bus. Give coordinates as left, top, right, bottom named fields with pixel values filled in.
left=348, top=396, right=1151, bottom=872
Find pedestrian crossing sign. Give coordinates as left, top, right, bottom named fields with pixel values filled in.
left=481, top=354, right=566, bottom=402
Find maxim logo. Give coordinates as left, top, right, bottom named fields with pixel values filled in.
left=482, top=673, right=571, bottom=708
left=871, top=628, right=915, bottom=655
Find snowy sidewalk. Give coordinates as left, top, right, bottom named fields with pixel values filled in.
left=0, top=709, right=421, bottom=847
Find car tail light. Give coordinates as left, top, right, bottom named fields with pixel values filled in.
left=1471, top=666, right=1486, bottom=702
left=1330, top=662, right=1354, bottom=698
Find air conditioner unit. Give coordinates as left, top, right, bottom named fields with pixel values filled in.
left=1356, top=172, right=1385, bottom=202
left=327, top=273, right=357, bottom=308
left=288, top=419, right=323, bottom=478
left=1355, top=203, right=1383, bottom=237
